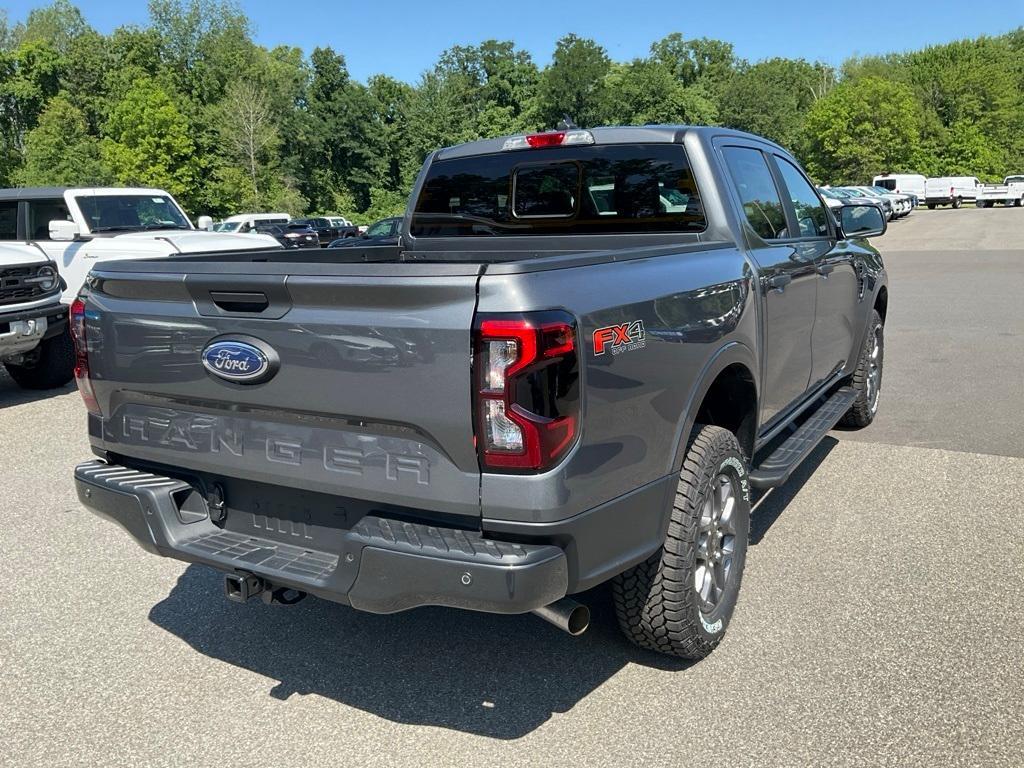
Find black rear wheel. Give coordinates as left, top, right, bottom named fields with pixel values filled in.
left=3, top=326, right=75, bottom=390
left=612, top=425, right=750, bottom=659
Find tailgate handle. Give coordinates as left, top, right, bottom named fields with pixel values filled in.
left=209, top=291, right=269, bottom=313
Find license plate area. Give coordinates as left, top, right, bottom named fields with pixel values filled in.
left=214, top=475, right=373, bottom=551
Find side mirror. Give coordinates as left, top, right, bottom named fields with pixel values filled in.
left=197, top=215, right=213, bottom=231
left=49, top=219, right=81, bottom=241
left=839, top=204, right=886, bottom=239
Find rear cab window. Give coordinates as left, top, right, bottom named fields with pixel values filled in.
left=720, top=146, right=788, bottom=240
left=410, top=143, right=706, bottom=237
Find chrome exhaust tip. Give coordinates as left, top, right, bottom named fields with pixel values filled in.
left=531, top=598, right=590, bottom=636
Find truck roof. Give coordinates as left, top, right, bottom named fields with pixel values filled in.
left=0, top=187, right=173, bottom=201
left=434, top=125, right=786, bottom=160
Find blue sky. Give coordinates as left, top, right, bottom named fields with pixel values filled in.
left=5, top=0, right=1023, bottom=83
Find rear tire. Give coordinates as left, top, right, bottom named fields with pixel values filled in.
left=952, top=197, right=963, bottom=209
left=612, top=425, right=751, bottom=659
left=926, top=203, right=935, bottom=210
left=841, top=309, right=884, bottom=428
left=3, top=326, right=75, bottom=390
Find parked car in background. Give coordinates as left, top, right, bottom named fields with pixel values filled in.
left=872, top=185, right=915, bottom=214
left=976, top=175, right=1024, bottom=208
left=924, top=177, right=981, bottom=209
left=255, top=223, right=320, bottom=248
left=849, top=186, right=912, bottom=218
left=828, top=187, right=893, bottom=220
left=328, top=216, right=357, bottom=232
left=291, top=216, right=359, bottom=246
left=210, top=212, right=290, bottom=232
left=873, top=173, right=926, bottom=201
left=328, top=216, right=401, bottom=248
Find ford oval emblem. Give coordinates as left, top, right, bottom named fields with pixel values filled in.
left=201, top=339, right=276, bottom=384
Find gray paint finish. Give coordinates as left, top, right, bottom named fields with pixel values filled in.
left=75, top=125, right=886, bottom=598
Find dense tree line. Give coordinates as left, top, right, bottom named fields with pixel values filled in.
left=1, top=1, right=1022, bottom=220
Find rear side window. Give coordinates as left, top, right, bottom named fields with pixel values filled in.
left=775, top=157, right=830, bottom=238
left=721, top=146, right=788, bottom=240
left=0, top=202, right=16, bottom=239
left=411, top=144, right=706, bottom=237
left=29, top=199, right=72, bottom=240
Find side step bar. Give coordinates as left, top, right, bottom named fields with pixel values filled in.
left=749, top=387, right=857, bottom=489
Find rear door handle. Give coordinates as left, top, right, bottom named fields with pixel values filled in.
left=767, top=274, right=792, bottom=291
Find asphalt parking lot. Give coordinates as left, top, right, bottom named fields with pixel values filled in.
left=2, top=207, right=1022, bottom=767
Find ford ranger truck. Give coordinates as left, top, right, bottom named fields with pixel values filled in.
left=73, top=127, right=889, bottom=659
left=0, top=243, right=70, bottom=389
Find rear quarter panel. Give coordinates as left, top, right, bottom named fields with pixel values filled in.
left=477, top=245, right=757, bottom=523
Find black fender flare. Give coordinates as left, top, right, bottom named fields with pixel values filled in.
left=847, top=276, right=889, bottom=371
left=668, top=340, right=759, bottom=473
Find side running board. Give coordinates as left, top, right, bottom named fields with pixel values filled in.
left=749, top=387, right=857, bottom=489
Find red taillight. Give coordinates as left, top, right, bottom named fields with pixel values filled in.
left=474, top=312, right=579, bottom=472
left=70, top=298, right=99, bottom=415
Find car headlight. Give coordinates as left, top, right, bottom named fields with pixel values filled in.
left=285, top=233, right=301, bottom=238
left=27, top=265, right=59, bottom=292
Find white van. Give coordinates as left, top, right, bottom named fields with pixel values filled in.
left=873, top=173, right=926, bottom=199
left=924, top=177, right=981, bottom=209
left=212, top=212, right=291, bottom=233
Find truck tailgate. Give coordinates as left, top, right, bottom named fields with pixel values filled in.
left=85, top=261, right=483, bottom=520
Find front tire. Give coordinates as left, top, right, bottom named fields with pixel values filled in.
left=841, top=309, right=884, bottom=428
left=612, top=425, right=751, bottom=659
left=3, top=326, right=75, bottom=390
left=952, top=197, right=963, bottom=209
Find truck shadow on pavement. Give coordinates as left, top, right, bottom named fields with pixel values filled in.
left=0, top=372, right=75, bottom=409
left=148, top=573, right=688, bottom=739
left=147, top=437, right=839, bottom=740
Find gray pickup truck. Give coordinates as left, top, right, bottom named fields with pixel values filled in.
left=74, top=126, right=888, bottom=659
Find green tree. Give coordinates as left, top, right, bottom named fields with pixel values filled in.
left=605, top=59, right=717, bottom=125
left=14, top=92, right=106, bottom=185
left=720, top=58, right=834, bottom=149
left=19, top=0, right=89, bottom=55
left=800, top=77, right=922, bottom=183
left=535, top=34, right=610, bottom=128
left=101, top=78, right=199, bottom=203
left=649, top=33, right=737, bottom=97
left=0, top=40, right=63, bottom=156
left=297, top=47, right=381, bottom=213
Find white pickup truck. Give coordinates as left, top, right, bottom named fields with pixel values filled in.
left=0, top=242, right=71, bottom=389
left=976, top=176, right=1024, bottom=208
left=0, top=187, right=281, bottom=304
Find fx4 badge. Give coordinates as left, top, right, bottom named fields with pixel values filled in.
left=593, top=320, right=646, bottom=356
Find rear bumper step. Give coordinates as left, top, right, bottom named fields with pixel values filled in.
left=749, top=387, right=857, bottom=489
left=74, top=461, right=568, bottom=615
